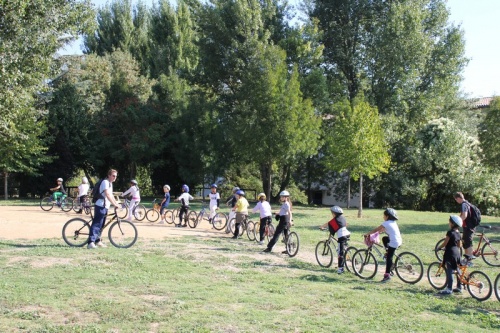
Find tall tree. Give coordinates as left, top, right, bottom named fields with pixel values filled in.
left=323, top=98, right=390, bottom=216
left=0, top=0, right=94, bottom=198
left=479, top=97, right=500, bottom=168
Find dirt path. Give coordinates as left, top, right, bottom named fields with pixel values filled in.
left=0, top=206, right=223, bottom=240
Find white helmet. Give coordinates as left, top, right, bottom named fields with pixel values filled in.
left=279, top=190, right=290, bottom=197
left=257, top=193, right=266, bottom=200
left=232, top=186, right=240, bottom=192
left=131, top=179, right=138, bottom=185
left=330, top=206, right=343, bottom=214
left=449, top=215, right=463, bottom=228
left=57, top=178, right=63, bottom=182
left=163, top=185, right=170, bottom=190
left=82, top=177, right=88, bottom=184
left=384, top=208, right=398, bottom=220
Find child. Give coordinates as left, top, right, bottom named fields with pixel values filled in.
left=121, top=180, right=140, bottom=222
left=76, top=177, right=90, bottom=214
left=159, top=185, right=171, bottom=224
left=50, top=178, right=66, bottom=204
left=364, top=208, right=402, bottom=282
left=232, top=190, right=249, bottom=239
left=263, top=190, right=292, bottom=253
left=176, top=184, right=193, bottom=227
left=252, top=193, right=272, bottom=245
left=208, top=184, right=220, bottom=224
left=319, top=206, right=351, bottom=274
left=438, top=215, right=463, bottom=295
left=225, top=186, right=240, bottom=233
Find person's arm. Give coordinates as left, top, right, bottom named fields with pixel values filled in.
left=216, top=198, right=220, bottom=209
left=460, top=203, right=468, bottom=221
left=50, top=185, right=60, bottom=191
left=440, top=235, right=450, bottom=250
left=319, top=222, right=328, bottom=230
left=364, top=225, right=385, bottom=237
left=122, top=187, right=132, bottom=197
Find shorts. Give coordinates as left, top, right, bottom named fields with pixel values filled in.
left=462, top=227, right=475, bottom=249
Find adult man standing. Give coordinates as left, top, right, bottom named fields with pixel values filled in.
left=453, top=192, right=476, bottom=260
left=88, top=169, right=121, bottom=249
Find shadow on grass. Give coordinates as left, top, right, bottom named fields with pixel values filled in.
left=0, top=242, right=67, bottom=248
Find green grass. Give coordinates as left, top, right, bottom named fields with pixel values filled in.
left=0, top=205, right=499, bottom=332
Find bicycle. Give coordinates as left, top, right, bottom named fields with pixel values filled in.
left=62, top=208, right=138, bottom=248
left=494, top=273, right=500, bottom=302
left=252, top=218, right=276, bottom=243
left=72, top=195, right=93, bottom=217
left=427, top=259, right=492, bottom=301
left=280, top=223, right=300, bottom=257
left=40, top=192, right=72, bottom=212
left=352, top=240, right=424, bottom=284
left=189, top=204, right=228, bottom=229
left=145, top=199, right=161, bottom=222
left=315, top=230, right=357, bottom=272
left=228, top=215, right=256, bottom=240
left=121, top=198, right=147, bottom=221
left=434, top=225, right=499, bottom=266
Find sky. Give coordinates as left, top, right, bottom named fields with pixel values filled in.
left=60, top=0, right=500, bottom=98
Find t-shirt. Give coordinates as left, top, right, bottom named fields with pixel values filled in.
left=122, top=185, right=140, bottom=200
left=328, top=215, right=350, bottom=238
left=252, top=201, right=272, bottom=218
left=279, top=201, right=291, bottom=217
left=381, top=220, right=402, bottom=248
left=77, top=184, right=90, bottom=197
left=179, top=193, right=193, bottom=207
left=209, top=192, right=220, bottom=208
left=235, top=197, right=249, bottom=213
left=162, top=192, right=170, bottom=207
left=444, top=229, right=462, bottom=269
left=58, top=184, right=67, bottom=195
left=95, top=179, right=112, bottom=209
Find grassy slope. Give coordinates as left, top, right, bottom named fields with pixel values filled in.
left=0, top=204, right=498, bottom=332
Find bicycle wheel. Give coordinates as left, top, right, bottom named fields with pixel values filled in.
left=352, top=249, right=378, bottom=279
left=146, top=209, right=160, bottom=222
left=434, top=238, right=463, bottom=261
left=246, top=221, right=256, bottom=241
left=117, top=206, right=128, bottom=219
left=133, top=204, right=147, bottom=221
left=467, top=270, right=493, bottom=301
left=253, top=221, right=261, bottom=241
left=108, top=220, right=138, bottom=248
left=315, top=241, right=334, bottom=268
left=164, top=210, right=175, bottom=224
left=72, top=198, right=82, bottom=213
left=494, top=273, right=500, bottom=302
left=286, top=231, right=300, bottom=257
left=60, top=197, right=73, bottom=212
left=266, top=224, right=275, bottom=242
left=212, top=212, right=228, bottom=231
left=394, top=251, right=424, bottom=284
left=187, top=211, right=198, bottom=228
left=229, top=218, right=243, bottom=236
left=426, top=262, right=447, bottom=290
left=481, top=239, right=500, bottom=266
left=40, top=197, right=54, bottom=211
left=344, top=246, right=357, bottom=273
left=195, top=211, right=205, bottom=228
left=62, top=218, right=91, bottom=247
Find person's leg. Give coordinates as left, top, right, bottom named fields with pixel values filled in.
left=338, top=237, right=347, bottom=268
left=178, top=207, right=187, bottom=225
left=227, top=211, right=235, bottom=233
left=462, top=227, right=475, bottom=258
left=89, top=206, right=107, bottom=246
left=209, top=205, right=217, bottom=222
left=259, top=217, right=267, bottom=242
left=385, top=246, right=396, bottom=274
left=266, top=218, right=287, bottom=251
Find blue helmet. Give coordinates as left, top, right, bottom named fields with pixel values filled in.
left=182, top=184, right=189, bottom=192
left=211, top=184, right=217, bottom=188
left=236, top=190, right=245, bottom=196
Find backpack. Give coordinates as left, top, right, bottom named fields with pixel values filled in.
left=91, top=179, right=104, bottom=204
left=466, top=202, right=481, bottom=228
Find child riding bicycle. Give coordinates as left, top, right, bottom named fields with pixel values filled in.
left=263, top=190, right=292, bottom=253
left=159, top=185, right=171, bottom=224
left=50, top=178, right=67, bottom=204
left=121, top=180, right=141, bottom=222
left=437, top=215, right=463, bottom=295
left=364, top=208, right=402, bottom=282
left=252, top=193, right=272, bottom=245
left=232, top=189, right=249, bottom=239
left=319, top=206, right=351, bottom=274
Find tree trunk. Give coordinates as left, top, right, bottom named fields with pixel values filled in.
left=260, top=162, right=272, bottom=201
left=347, top=170, right=351, bottom=208
left=3, top=171, right=8, bottom=200
left=358, top=172, right=363, bottom=218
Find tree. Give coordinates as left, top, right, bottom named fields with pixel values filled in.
left=479, top=97, right=500, bottom=168
left=323, top=98, right=390, bottom=217
left=0, top=0, right=94, bottom=198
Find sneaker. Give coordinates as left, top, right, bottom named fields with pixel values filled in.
left=452, top=288, right=462, bottom=293
left=175, top=224, right=182, bottom=228
left=158, top=220, right=165, bottom=224
left=439, top=288, right=452, bottom=295
left=258, top=241, right=264, bottom=245
left=337, top=267, right=345, bottom=274
left=262, top=248, right=271, bottom=253
left=96, top=241, right=107, bottom=248
left=231, top=235, right=239, bottom=239
left=381, top=273, right=391, bottom=283
left=87, top=242, right=97, bottom=249
left=182, top=224, right=187, bottom=228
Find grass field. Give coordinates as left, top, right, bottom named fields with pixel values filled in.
left=0, top=202, right=499, bottom=332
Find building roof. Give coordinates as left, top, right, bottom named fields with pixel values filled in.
left=469, top=97, right=494, bottom=109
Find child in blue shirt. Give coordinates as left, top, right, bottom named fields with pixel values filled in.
left=159, top=185, right=171, bottom=224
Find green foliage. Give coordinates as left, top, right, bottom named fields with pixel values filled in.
left=480, top=97, right=500, bottom=168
